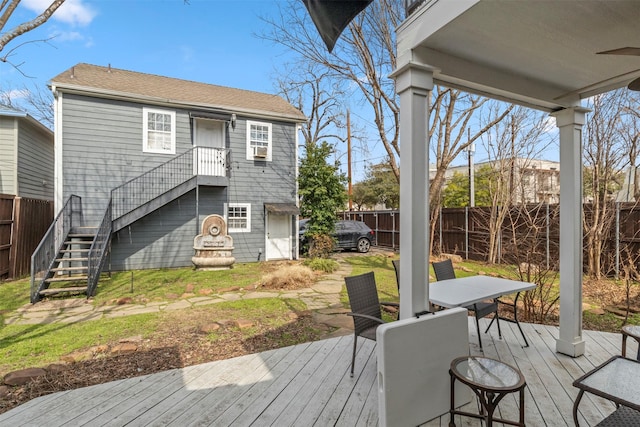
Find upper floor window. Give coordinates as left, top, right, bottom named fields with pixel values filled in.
left=143, top=108, right=176, bottom=154
left=225, top=203, right=251, bottom=232
left=246, top=120, right=272, bottom=161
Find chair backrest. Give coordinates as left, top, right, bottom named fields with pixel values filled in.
left=392, top=259, right=400, bottom=292
left=345, top=271, right=382, bottom=335
left=432, top=259, right=456, bottom=281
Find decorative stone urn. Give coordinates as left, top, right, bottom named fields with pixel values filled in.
left=192, top=214, right=235, bottom=270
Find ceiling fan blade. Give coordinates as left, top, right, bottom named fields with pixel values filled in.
left=597, top=47, right=640, bottom=56
left=629, top=77, right=640, bottom=91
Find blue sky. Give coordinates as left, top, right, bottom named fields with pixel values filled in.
left=2, top=0, right=389, bottom=181
left=1, top=0, right=558, bottom=182
left=2, top=1, right=291, bottom=95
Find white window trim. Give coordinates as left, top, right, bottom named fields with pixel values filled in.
left=225, top=203, right=251, bottom=233
left=143, top=107, right=176, bottom=154
left=246, top=120, right=272, bottom=161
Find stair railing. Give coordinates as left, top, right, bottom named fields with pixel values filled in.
left=110, top=147, right=229, bottom=221
left=30, top=195, right=83, bottom=303
left=86, top=200, right=112, bottom=297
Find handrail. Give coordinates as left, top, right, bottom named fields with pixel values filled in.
left=30, top=195, right=83, bottom=303
left=86, top=200, right=112, bottom=297
left=110, top=147, right=228, bottom=220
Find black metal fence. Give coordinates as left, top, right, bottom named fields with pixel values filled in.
left=340, top=202, right=640, bottom=275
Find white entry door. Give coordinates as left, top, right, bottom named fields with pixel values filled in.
left=266, top=213, right=291, bottom=260
left=194, top=119, right=225, bottom=175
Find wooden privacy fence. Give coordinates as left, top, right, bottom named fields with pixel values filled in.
left=340, top=202, right=640, bottom=275
left=0, top=194, right=54, bottom=280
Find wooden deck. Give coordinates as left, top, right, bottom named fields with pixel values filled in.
left=0, top=318, right=633, bottom=426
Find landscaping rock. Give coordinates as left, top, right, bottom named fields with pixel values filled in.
left=200, top=323, right=221, bottom=333
left=111, top=343, right=138, bottom=354
left=0, top=385, right=10, bottom=399
left=61, top=351, right=92, bottom=363
left=4, top=368, right=47, bottom=386
left=91, top=345, right=110, bottom=354
left=234, top=319, right=254, bottom=329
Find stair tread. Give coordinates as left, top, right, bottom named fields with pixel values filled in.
left=60, top=249, right=90, bottom=253
left=56, top=257, right=88, bottom=262
left=39, top=287, right=87, bottom=296
left=51, top=266, right=88, bottom=272
left=45, top=276, right=88, bottom=283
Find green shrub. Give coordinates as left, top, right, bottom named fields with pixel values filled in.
left=303, top=257, right=339, bottom=273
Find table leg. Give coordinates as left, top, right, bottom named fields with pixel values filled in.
left=622, top=334, right=628, bottom=358
left=449, top=370, right=456, bottom=427
left=573, top=389, right=584, bottom=427
left=519, top=387, right=525, bottom=426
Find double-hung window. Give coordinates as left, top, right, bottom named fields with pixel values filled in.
left=225, top=203, right=251, bottom=232
left=246, top=121, right=272, bottom=161
left=143, top=108, right=176, bottom=154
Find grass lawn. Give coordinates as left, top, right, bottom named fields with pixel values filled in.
left=0, top=253, right=638, bottom=377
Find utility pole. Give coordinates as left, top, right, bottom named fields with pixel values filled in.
left=467, top=128, right=475, bottom=207
left=347, top=110, right=353, bottom=211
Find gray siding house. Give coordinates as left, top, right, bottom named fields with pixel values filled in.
left=0, top=106, right=54, bottom=200
left=49, top=63, right=305, bottom=271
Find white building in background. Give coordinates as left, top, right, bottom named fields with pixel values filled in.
left=615, top=166, right=639, bottom=203
left=432, top=158, right=561, bottom=205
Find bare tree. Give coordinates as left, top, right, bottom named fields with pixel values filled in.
left=583, top=90, right=629, bottom=278
left=264, top=0, right=514, bottom=257
left=261, top=0, right=402, bottom=179
left=478, top=106, right=552, bottom=263
left=429, top=93, right=513, bottom=255
left=1, top=83, right=54, bottom=127
left=0, top=0, right=66, bottom=69
left=275, top=62, right=347, bottom=149
left=620, top=91, right=640, bottom=201
left=502, top=203, right=560, bottom=324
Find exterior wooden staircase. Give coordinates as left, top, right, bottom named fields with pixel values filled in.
left=38, top=227, right=97, bottom=298
left=30, top=147, right=229, bottom=303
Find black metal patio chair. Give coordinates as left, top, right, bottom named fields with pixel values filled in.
left=345, top=271, right=397, bottom=377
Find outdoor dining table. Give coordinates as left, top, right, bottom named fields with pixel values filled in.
left=429, top=275, right=537, bottom=347
left=429, top=275, right=536, bottom=309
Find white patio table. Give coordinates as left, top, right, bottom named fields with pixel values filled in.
left=429, top=276, right=537, bottom=347
left=429, top=276, right=536, bottom=309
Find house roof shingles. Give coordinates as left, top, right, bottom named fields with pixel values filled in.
left=50, top=63, right=306, bottom=122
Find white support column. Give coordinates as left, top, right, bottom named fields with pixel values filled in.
left=552, top=106, right=589, bottom=357
left=390, top=61, right=434, bottom=320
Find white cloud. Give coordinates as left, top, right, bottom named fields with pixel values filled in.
left=22, top=0, right=96, bottom=26
left=50, top=30, right=83, bottom=42
left=6, top=89, right=30, bottom=101
left=180, top=45, right=195, bottom=63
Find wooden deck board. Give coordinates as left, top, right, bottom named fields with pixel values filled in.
left=0, top=320, right=632, bottom=427
left=210, top=344, right=315, bottom=425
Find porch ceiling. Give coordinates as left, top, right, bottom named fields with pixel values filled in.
left=398, top=0, right=640, bottom=111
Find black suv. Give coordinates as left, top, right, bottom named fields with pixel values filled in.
left=299, top=220, right=374, bottom=253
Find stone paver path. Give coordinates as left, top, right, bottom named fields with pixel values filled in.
left=4, top=254, right=364, bottom=337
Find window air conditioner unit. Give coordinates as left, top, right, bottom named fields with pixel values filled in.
left=254, top=146, right=268, bottom=158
